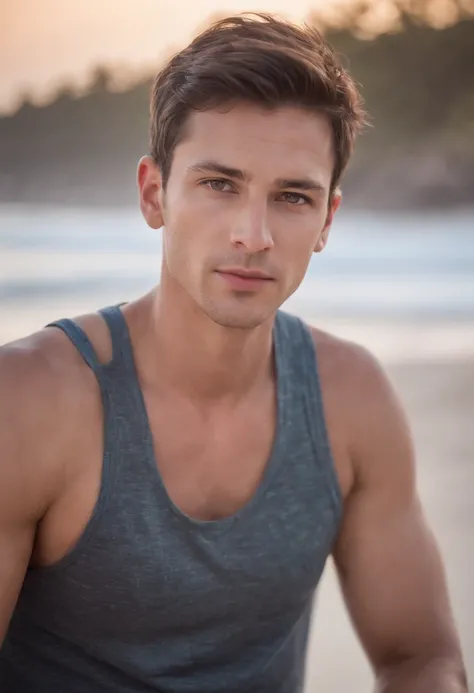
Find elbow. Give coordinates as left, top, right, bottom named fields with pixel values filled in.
left=376, top=649, right=468, bottom=692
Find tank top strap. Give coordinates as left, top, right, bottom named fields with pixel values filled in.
left=97, top=304, right=153, bottom=445
left=46, top=317, right=102, bottom=373
left=98, top=304, right=135, bottom=372
left=275, top=310, right=324, bottom=409
left=46, top=303, right=133, bottom=376
left=274, top=310, right=342, bottom=518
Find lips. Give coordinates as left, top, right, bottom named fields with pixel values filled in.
left=216, top=269, right=274, bottom=291
left=216, top=268, right=273, bottom=280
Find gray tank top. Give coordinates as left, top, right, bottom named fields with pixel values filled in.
left=0, top=305, right=342, bottom=693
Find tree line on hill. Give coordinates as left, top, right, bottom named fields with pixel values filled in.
left=1, top=0, right=473, bottom=210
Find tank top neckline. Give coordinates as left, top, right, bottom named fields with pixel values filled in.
left=110, top=307, right=291, bottom=533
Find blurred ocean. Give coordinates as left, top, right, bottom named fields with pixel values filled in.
left=1, top=204, right=474, bottom=319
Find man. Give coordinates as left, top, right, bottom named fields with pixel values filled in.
left=0, top=13, right=467, bottom=693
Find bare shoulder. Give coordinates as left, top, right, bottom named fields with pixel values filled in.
left=0, top=307, right=113, bottom=416
left=0, top=311, right=108, bottom=518
left=307, top=324, right=414, bottom=495
left=1, top=323, right=86, bottom=423
left=308, top=323, right=389, bottom=394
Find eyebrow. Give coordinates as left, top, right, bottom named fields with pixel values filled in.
left=187, top=160, right=326, bottom=193
left=188, top=160, right=246, bottom=181
left=275, top=177, right=325, bottom=193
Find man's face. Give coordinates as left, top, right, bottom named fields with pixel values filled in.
left=139, top=103, right=340, bottom=329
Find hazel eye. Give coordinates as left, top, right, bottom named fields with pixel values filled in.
left=280, top=192, right=311, bottom=206
left=204, top=179, right=234, bottom=193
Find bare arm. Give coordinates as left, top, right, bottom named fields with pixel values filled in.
left=0, top=339, right=65, bottom=643
left=0, top=423, right=36, bottom=643
left=332, top=347, right=467, bottom=692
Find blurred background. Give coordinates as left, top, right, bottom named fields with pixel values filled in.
left=0, top=0, right=473, bottom=689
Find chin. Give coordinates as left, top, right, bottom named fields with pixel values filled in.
left=201, top=300, right=275, bottom=330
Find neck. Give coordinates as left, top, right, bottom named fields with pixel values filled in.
left=131, top=280, right=276, bottom=404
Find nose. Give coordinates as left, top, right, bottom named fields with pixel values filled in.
left=230, top=201, right=274, bottom=253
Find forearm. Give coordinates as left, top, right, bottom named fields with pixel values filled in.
left=376, top=656, right=468, bottom=693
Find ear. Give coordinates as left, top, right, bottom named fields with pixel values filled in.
left=314, top=188, right=342, bottom=253
left=137, top=156, right=165, bottom=230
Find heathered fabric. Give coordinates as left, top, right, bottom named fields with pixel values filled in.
left=0, top=305, right=342, bottom=693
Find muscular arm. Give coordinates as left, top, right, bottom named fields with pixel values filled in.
left=0, top=416, right=36, bottom=643
left=0, top=339, right=65, bottom=643
left=332, top=347, right=467, bottom=692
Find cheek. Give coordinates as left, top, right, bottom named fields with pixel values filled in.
left=276, top=218, right=323, bottom=261
left=163, top=206, right=215, bottom=281
left=166, top=188, right=220, bottom=243
left=163, top=201, right=196, bottom=251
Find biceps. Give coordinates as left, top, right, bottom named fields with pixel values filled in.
left=0, top=522, right=34, bottom=643
left=333, top=494, right=457, bottom=667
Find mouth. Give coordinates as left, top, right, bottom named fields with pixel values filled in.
left=215, top=268, right=275, bottom=291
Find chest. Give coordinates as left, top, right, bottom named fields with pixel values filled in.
left=24, top=459, right=340, bottom=647
left=144, top=387, right=277, bottom=522
left=26, top=362, right=342, bottom=650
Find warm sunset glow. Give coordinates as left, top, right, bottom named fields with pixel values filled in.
left=0, top=0, right=329, bottom=112
left=1, top=0, right=469, bottom=112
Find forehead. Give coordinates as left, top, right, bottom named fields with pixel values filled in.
left=173, top=103, right=334, bottom=185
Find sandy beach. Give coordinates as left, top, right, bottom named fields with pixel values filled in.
left=1, top=298, right=473, bottom=690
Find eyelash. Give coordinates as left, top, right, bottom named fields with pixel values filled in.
left=202, top=179, right=235, bottom=194
left=280, top=192, right=312, bottom=207
left=201, top=179, right=312, bottom=206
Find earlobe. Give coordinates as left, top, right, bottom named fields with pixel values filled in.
left=314, top=227, right=330, bottom=253
left=137, top=155, right=164, bottom=230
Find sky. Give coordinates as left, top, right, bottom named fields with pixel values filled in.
left=0, top=0, right=341, bottom=113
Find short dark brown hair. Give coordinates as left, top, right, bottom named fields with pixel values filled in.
left=150, top=13, right=366, bottom=194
